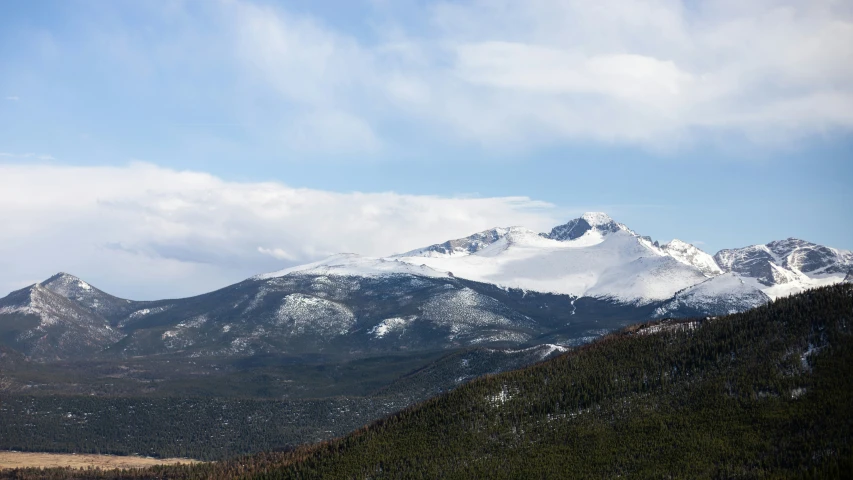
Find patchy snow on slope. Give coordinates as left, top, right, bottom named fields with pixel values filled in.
left=274, top=293, right=355, bottom=337
left=637, top=320, right=700, bottom=336
left=420, top=287, right=525, bottom=336
left=128, top=305, right=171, bottom=319
left=369, top=316, right=417, bottom=338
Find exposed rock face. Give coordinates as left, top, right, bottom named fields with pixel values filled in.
left=399, top=228, right=514, bottom=257
left=715, top=238, right=853, bottom=287
left=542, top=212, right=626, bottom=241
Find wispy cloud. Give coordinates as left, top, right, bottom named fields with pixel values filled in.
left=4, top=96, right=19, bottom=101
left=219, top=0, right=853, bottom=150
left=7, top=1, right=850, bottom=155
left=0, top=152, right=55, bottom=160
left=0, top=162, right=560, bottom=299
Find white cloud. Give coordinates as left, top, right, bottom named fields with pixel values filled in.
left=0, top=162, right=559, bottom=299
left=218, top=0, right=853, bottom=149
left=4, top=96, right=19, bottom=101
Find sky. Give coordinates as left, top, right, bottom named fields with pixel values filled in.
left=1, top=0, right=851, bottom=299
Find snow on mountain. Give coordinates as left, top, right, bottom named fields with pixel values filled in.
left=0, top=282, right=121, bottom=358
left=661, top=239, right=724, bottom=277
left=714, top=238, right=852, bottom=299
left=255, top=253, right=451, bottom=280
left=396, top=215, right=709, bottom=304
left=394, top=215, right=851, bottom=304
left=653, top=273, right=770, bottom=318
left=40, top=272, right=135, bottom=321
left=541, top=212, right=630, bottom=241
left=397, top=227, right=518, bottom=258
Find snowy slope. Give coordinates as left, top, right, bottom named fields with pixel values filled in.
left=661, top=239, right=723, bottom=277
left=396, top=214, right=709, bottom=304
left=714, top=238, right=852, bottom=299
left=398, top=227, right=518, bottom=258
left=255, top=253, right=451, bottom=280
left=653, top=273, right=770, bottom=318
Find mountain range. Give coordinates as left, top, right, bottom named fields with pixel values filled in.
left=1, top=212, right=850, bottom=362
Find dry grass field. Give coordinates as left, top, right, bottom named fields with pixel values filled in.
left=0, top=451, right=200, bottom=470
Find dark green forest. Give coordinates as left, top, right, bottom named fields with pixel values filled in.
left=2, top=284, right=851, bottom=479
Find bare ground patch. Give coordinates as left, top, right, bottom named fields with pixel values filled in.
left=0, top=451, right=200, bottom=470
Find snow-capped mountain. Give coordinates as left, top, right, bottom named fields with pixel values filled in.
left=396, top=213, right=710, bottom=304
left=1, top=212, right=850, bottom=362
left=40, top=272, right=138, bottom=320
left=715, top=238, right=852, bottom=299
left=0, top=282, right=121, bottom=359
left=394, top=212, right=850, bottom=304
left=541, top=212, right=630, bottom=241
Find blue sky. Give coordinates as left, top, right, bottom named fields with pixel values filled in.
left=1, top=0, right=852, bottom=298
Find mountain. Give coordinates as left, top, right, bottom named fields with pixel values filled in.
left=39, top=272, right=139, bottom=321
left=397, top=213, right=714, bottom=304
left=541, top=211, right=629, bottom=241
left=1, top=213, right=850, bottom=363
left=397, top=212, right=851, bottom=305
left=715, top=238, right=853, bottom=298
left=0, top=282, right=121, bottom=359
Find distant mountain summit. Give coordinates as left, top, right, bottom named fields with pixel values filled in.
left=0, top=282, right=121, bottom=359
left=715, top=238, right=852, bottom=297
left=41, top=272, right=136, bottom=320
left=541, top=212, right=628, bottom=241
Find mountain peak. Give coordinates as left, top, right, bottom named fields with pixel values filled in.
left=664, top=239, right=691, bottom=249
left=44, top=272, right=81, bottom=283
left=543, top=212, right=625, bottom=242
left=580, top=212, right=614, bottom=226
left=42, top=272, right=94, bottom=293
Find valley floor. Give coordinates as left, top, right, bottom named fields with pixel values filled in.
left=0, top=452, right=199, bottom=470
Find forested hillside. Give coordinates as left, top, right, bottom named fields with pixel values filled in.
left=2, top=284, right=851, bottom=479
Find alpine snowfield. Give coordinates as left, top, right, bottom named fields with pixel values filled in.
left=258, top=212, right=850, bottom=307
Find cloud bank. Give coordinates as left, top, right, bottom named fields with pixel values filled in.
left=219, top=0, right=853, bottom=151
left=0, top=163, right=558, bottom=299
